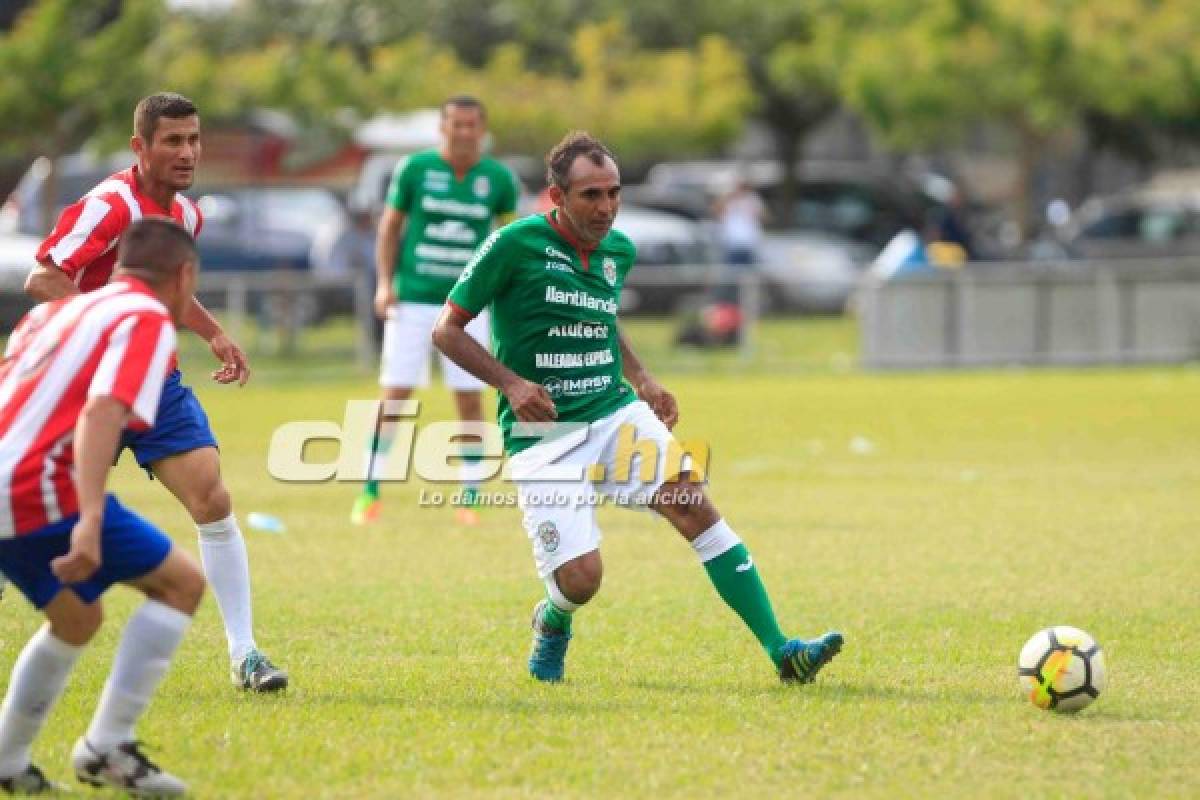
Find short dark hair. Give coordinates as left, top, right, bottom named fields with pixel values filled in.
left=546, top=131, right=616, bottom=191
left=134, top=92, right=198, bottom=143
left=441, top=95, right=486, bottom=120
left=116, top=218, right=198, bottom=285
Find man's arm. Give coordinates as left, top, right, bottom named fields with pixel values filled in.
left=25, top=261, right=80, bottom=302
left=374, top=207, right=405, bottom=319
left=50, top=395, right=128, bottom=583
left=618, top=326, right=678, bottom=429
left=182, top=296, right=251, bottom=387
left=432, top=305, right=556, bottom=422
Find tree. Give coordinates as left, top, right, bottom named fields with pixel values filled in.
left=837, top=0, right=1200, bottom=236
left=366, top=20, right=752, bottom=167
left=574, top=0, right=845, bottom=219
left=152, top=12, right=377, bottom=174
left=157, top=4, right=752, bottom=172
left=1071, top=0, right=1200, bottom=180
left=0, top=0, right=161, bottom=231
left=0, top=0, right=36, bottom=31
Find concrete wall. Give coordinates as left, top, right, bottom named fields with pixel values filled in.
left=860, top=261, right=1200, bottom=368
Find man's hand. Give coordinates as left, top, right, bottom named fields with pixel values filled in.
left=374, top=285, right=395, bottom=321
left=51, top=514, right=102, bottom=583
left=209, top=333, right=251, bottom=386
left=25, top=262, right=79, bottom=303
left=637, top=376, right=679, bottom=429
left=503, top=377, right=558, bottom=423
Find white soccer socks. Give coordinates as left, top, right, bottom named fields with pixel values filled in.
left=196, top=513, right=256, bottom=662
left=0, top=627, right=82, bottom=776
left=690, top=519, right=742, bottom=563
left=85, top=600, right=191, bottom=753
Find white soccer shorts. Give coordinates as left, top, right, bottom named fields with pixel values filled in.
left=380, top=302, right=490, bottom=390
left=508, top=400, right=699, bottom=579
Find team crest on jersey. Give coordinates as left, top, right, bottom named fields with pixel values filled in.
left=473, top=175, right=491, bottom=199
left=537, top=521, right=560, bottom=553
left=424, top=171, right=452, bottom=192
left=602, top=257, right=618, bottom=287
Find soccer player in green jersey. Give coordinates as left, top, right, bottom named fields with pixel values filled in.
left=432, top=131, right=843, bottom=684
left=352, top=96, right=520, bottom=526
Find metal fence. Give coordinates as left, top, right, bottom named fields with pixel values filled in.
left=190, top=266, right=767, bottom=361
left=11, top=261, right=1200, bottom=372
left=858, top=259, right=1200, bottom=369
left=193, top=271, right=374, bottom=364
left=1, top=266, right=767, bottom=363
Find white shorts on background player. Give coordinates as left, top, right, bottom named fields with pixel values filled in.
left=380, top=302, right=490, bottom=390
left=509, top=400, right=696, bottom=579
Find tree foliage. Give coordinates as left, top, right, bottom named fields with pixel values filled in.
left=833, top=0, right=1200, bottom=230
left=0, top=0, right=1197, bottom=207
left=0, top=0, right=161, bottom=157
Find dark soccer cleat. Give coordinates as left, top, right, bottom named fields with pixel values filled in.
left=71, top=738, right=186, bottom=797
left=528, top=600, right=572, bottom=682
left=0, top=763, right=63, bottom=795
left=231, top=649, right=289, bottom=693
left=778, top=632, right=844, bottom=684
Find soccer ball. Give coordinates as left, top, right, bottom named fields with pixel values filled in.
left=1018, top=626, right=1107, bottom=712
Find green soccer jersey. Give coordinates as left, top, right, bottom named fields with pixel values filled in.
left=448, top=211, right=639, bottom=453
left=386, top=149, right=519, bottom=305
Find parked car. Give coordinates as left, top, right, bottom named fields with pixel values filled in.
left=611, top=205, right=717, bottom=313
left=3, top=154, right=358, bottom=329
left=633, top=160, right=938, bottom=241
left=1031, top=183, right=1200, bottom=262
left=0, top=232, right=39, bottom=331
left=191, top=186, right=348, bottom=271
left=2, top=154, right=351, bottom=272
left=0, top=153, right=131, bottom=236
left=758, top=231, right=877, bottom=313
left=626, top=160, right=957, bottom=312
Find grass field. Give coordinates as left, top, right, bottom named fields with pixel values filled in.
left=2, top=318, right=1199, bottom=798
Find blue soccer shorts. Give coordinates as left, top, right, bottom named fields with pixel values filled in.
left=121, top=368, right=218, bottom=470
left=0, top=495, right=173, bottom=609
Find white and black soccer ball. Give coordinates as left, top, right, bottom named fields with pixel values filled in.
left=1018, top=626, right=1107, bottom=712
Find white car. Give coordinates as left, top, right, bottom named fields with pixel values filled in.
left=0, top=233, right=38, bottom=288
left=0, top=232, right=39, bottom=329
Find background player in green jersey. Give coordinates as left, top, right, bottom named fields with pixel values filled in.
left=353, top=96, right=520, bottom=526
left=432, top=131, right=843, bottom=684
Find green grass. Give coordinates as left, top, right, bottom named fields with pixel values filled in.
left=173, top=314, right=861, bottom=383
left=2, top=319, right=1199, bottom=797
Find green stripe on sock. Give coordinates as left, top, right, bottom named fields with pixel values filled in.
left=365, top=432, right=393, bottom=497
left=542, top=599, right=574, bottom=634
left=702, top=543, right=788, bottom=664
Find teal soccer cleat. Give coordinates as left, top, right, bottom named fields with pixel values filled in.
left=231, top=649, right=289, bottom=693
left=778, top=632, right=844, bottom=684
left=528, top=600, right=571, bottom=682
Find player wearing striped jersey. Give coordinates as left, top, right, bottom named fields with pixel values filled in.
left=433, top=132, right=843, bottom=684
left=352, top=95, right=520, bottom=527
left=24, top=93, right=287, bottom=693
left=0, top=219, right=206, bottom=796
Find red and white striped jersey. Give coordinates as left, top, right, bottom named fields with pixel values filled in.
left=0, top=278, right=177, bottom=538
left=36, top=166, right=203, bottom=292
